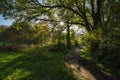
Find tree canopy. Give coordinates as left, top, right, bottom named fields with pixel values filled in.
left=0, top=0, right=120, bottom=78
left=0, top=0, right=114, bottom=31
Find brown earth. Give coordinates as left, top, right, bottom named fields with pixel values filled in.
left=65, top=48, right=117, bottom=80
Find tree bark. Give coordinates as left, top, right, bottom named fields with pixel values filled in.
left=66, top=23, right=71, bottom=49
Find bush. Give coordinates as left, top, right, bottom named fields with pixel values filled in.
left=80, top=28, right=120, bottom=76
left=0, top=46, right=17, bottom=52
left=49, top=43, right=66, bottom=52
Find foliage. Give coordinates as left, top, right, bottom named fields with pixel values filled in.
left=0, top=22, right=50, bottom=45
left=49, top=43, right=66, bottom=52
left=78, top=1, right=120, bottom=77
left=80, top=24, right=120, bottom=77
left=0, top=0, right=120, bottom=78
left=0, top=48, right=77, bottom=80
left=0, top=25, right=8, bottom=45
left=0, top=0, right=107, bottom=31
left=30, top=23, right=50, bottom=44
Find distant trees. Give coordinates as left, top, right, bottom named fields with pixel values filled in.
left=0, top=25, right=8, bottom=45
left=0, top=22, right=50, bottom=46
left=30, top=23, right=50, bottom=45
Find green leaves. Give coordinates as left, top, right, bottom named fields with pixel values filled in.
left=16, top=0, right=29, bottom=4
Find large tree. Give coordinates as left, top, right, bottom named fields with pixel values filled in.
left=0, top=0, right=107, bottom=31
left=0, top=0, right=107, bottom=49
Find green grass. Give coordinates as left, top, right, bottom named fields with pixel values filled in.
left=0, top=48, right=76, bottom=80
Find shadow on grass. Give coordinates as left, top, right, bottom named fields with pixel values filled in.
left=0, top=48, right=76, bottom=80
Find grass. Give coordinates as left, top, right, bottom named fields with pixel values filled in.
left=0, top=48, right=76, bottom=80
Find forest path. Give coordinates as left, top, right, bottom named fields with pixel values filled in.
left=65, top=48, right=115, bottom=80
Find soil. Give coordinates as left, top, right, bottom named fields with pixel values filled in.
left=65, top=48, right=117, bottom=80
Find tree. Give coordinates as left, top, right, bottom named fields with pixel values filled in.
left=0, top=0, right=105, bottom=31
left=30, top=23, right=50, bottom=45
left=0, top=25, right=8, bottom=45
left=1, top=0, right=120, bottom=76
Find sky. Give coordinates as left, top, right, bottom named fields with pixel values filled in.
left=0, top=15, right=14, bottom=26
left=0, top=0, right=42, bottom=26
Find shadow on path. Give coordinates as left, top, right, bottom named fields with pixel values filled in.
left=65, top=48, right=117, bottom=80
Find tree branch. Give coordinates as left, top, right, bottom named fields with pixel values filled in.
left=35, top=18, right=85, bottom=26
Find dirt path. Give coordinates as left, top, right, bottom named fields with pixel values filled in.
left=65, top=48, right=116, bottom=80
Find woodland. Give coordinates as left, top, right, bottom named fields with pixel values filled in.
left=0, top=0, right=120, bottom=80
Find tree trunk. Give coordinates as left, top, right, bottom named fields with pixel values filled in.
left=66, top=23, right=71, bottom=49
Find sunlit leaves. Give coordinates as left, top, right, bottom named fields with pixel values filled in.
left=16, top=0, right=29, bottom=4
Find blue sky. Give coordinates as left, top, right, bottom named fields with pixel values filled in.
left=0, top=0, right=42, bottom=26
left=0, top=15, right=14, bottom=26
